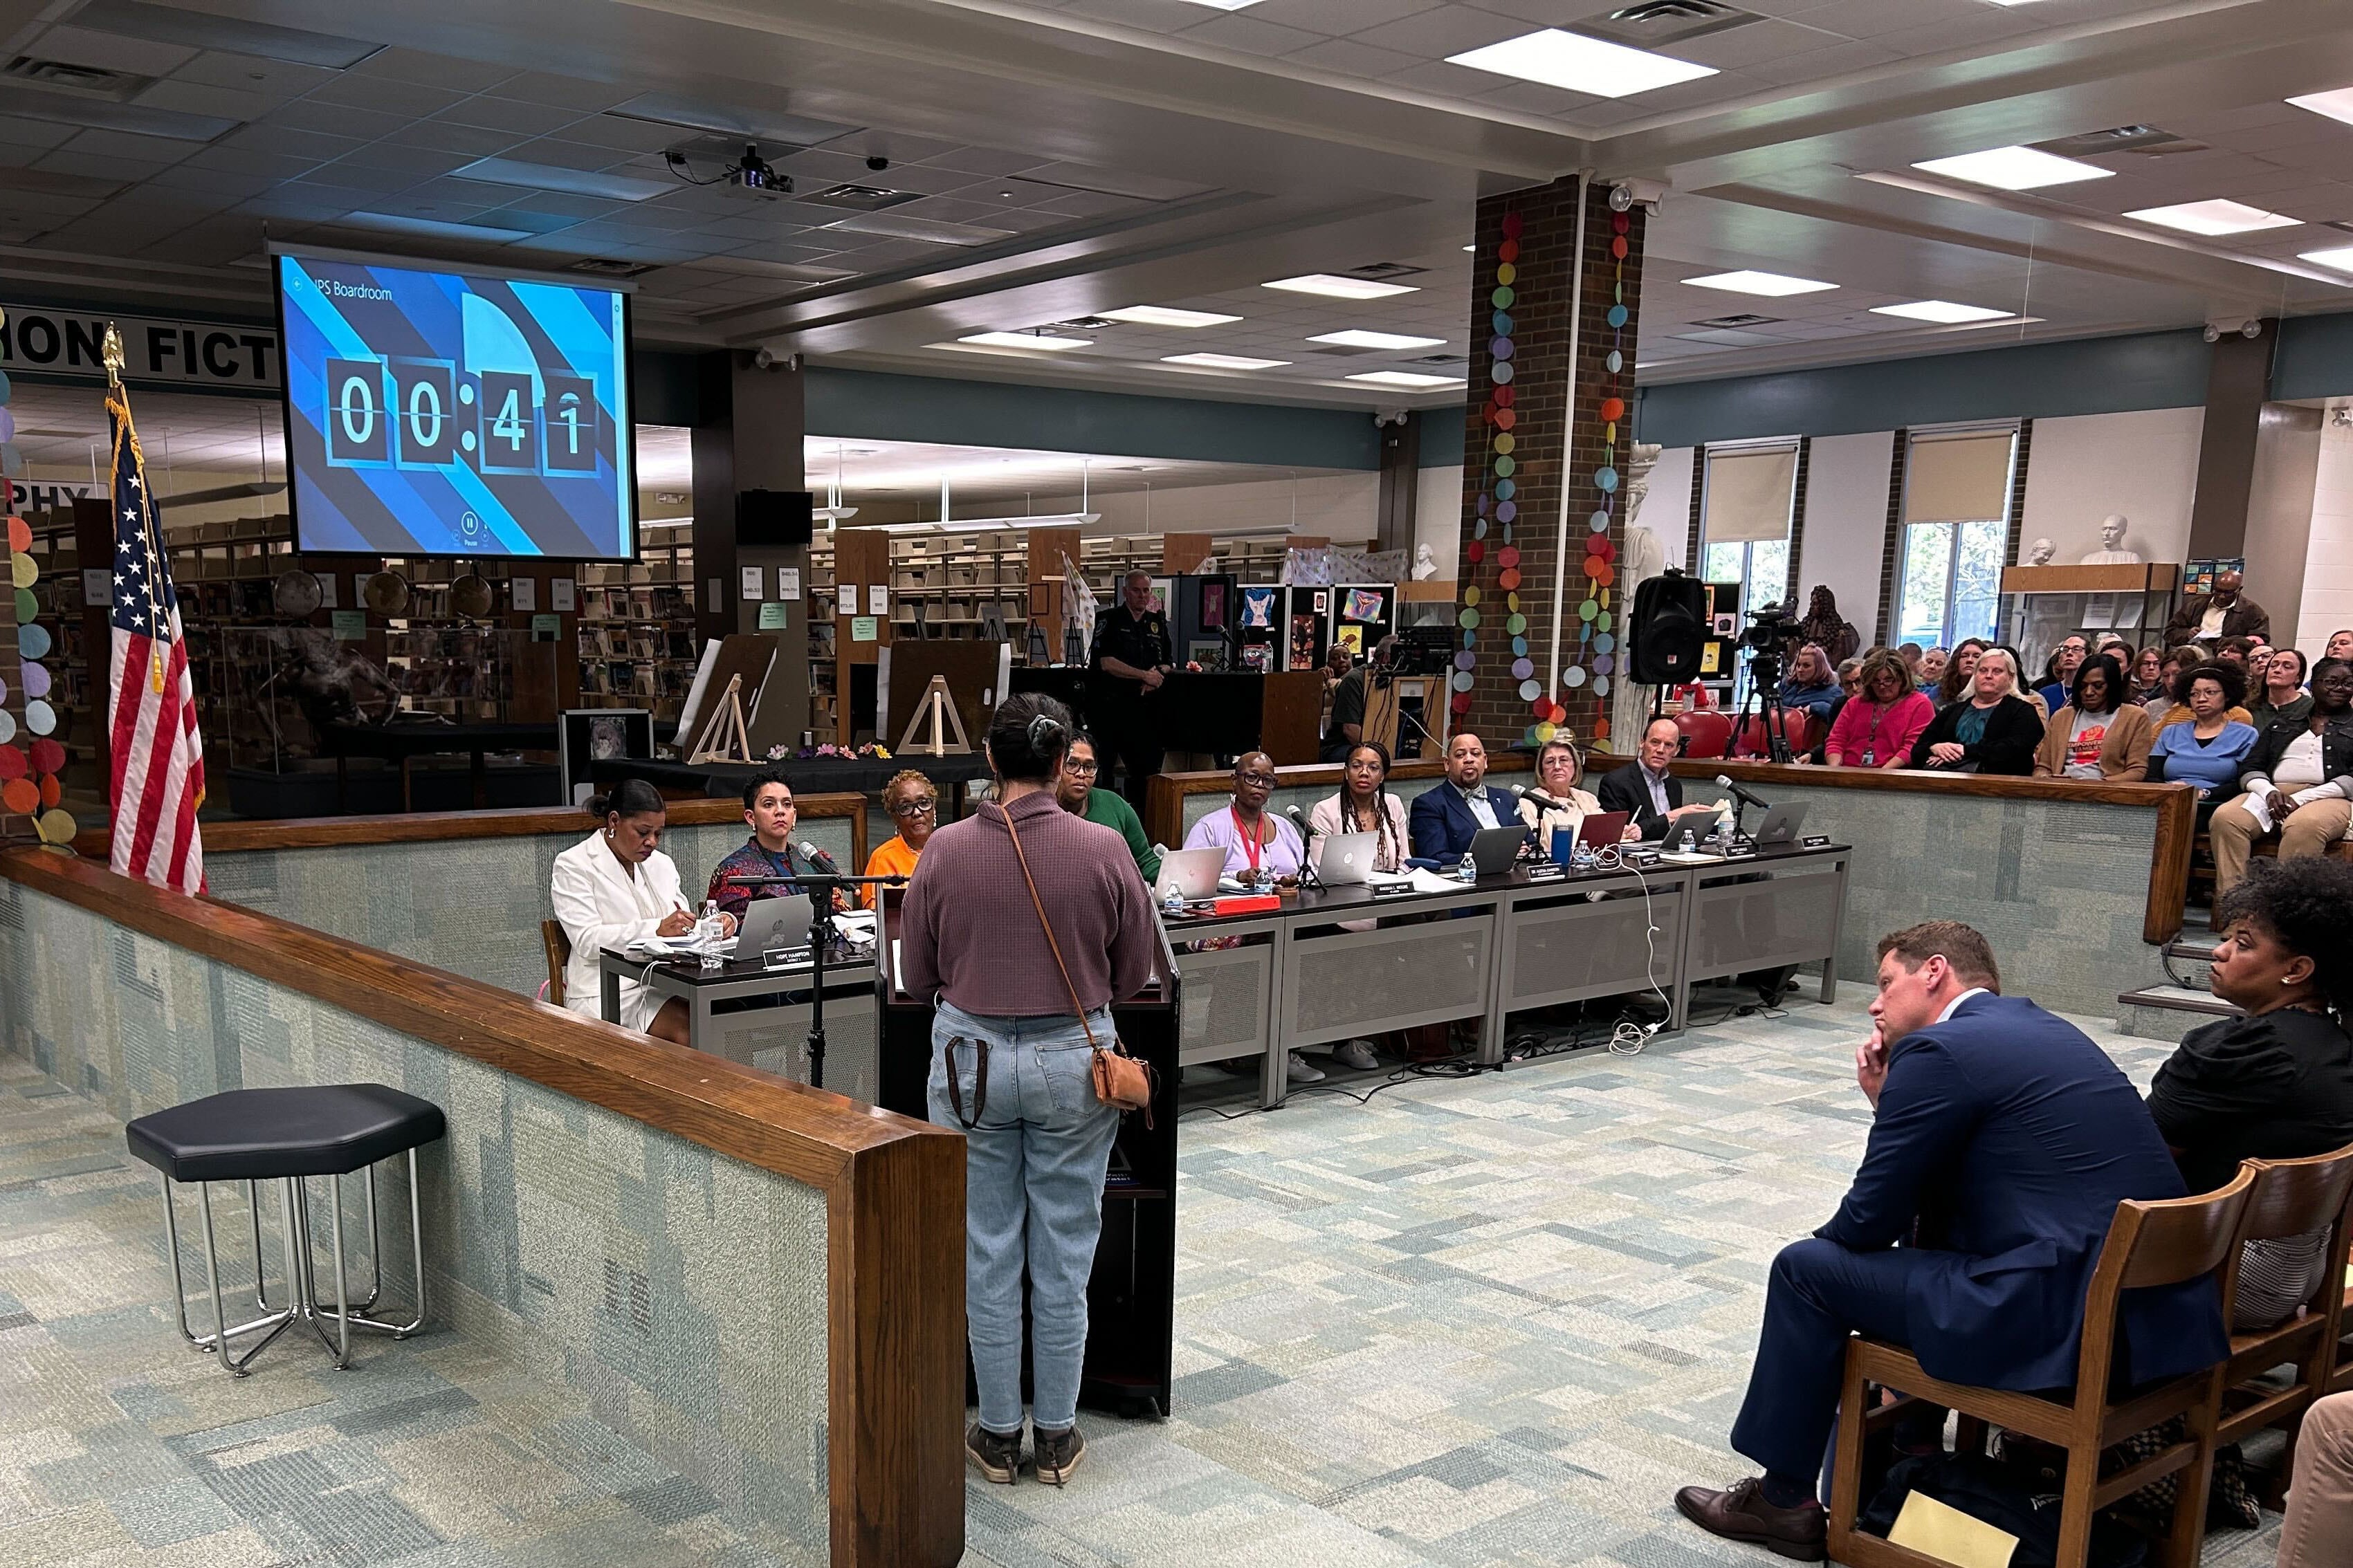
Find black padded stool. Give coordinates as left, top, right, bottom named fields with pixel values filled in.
left=125, top=1083, right=446, bottom=1376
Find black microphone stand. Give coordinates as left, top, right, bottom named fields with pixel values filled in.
left=724, top=871, right=904, bottom=1089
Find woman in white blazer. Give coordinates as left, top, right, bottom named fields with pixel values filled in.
left=550, top=780, right=731, bottom=1042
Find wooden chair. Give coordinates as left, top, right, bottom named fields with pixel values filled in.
left=2210, top=1146, right=2353, bottom=1476
left=540, top=919, right=571, bottom=1006
left=1826, top=1167, right=2255, bottom=1568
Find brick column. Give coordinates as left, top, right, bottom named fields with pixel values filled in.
left=1454, top=178, right=1645, bottom=752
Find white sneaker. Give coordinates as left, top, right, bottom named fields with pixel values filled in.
left=1285, top=1050, right=1326, bottom=1083
left=1330, top=1039, right=1378, bottom=1071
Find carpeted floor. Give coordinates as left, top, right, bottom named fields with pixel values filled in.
left=0, top=989, right=2288, bottom=1566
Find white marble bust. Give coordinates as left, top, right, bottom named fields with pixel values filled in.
left=1412, top=542, right=1440, bottom=581
left=2027, top=537, right=2057, bottom=566
left=2079, top=514, right=2141, bottom=564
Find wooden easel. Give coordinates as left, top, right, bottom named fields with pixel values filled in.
left=688, top=674, right=754, bottom=764
left=895, top=674, right=971, bottom=756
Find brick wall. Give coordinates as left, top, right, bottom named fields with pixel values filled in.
left=1454, top=178, right=1646, bottom=752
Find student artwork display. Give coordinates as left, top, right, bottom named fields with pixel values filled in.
left=1334, top=625, right=1364, bottom=656
left=1239, top=644, right=1272, bottom=673
left=1187, top=639, right=1227, bottom=671
left=1239, top=587, right=1278, bottom=629
left=1342, top=588, right=1384, bottom=623
left=1289, top=614, right=1321, bottom=668
left=1200, top=582, right=1225, bottom=630
left=0, top=340, right=68, bottom=847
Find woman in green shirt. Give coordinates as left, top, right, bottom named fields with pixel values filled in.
left=1054, top=734, right=1161, bottom=883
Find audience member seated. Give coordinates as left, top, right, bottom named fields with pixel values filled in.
left=1913, top=645, right=1948, bottom=696
left=2209, top=657, right=2353, bottom=897
left=859, top=768, right=935, bottom=907
left=2278, top=1391, right=2353, bottom=1568
left=1822, top=650, right=1934, bottom=769
left=2149, top=653, right=2251, bottom=730
left=2250, top=647, right=2314, bottom=732
left=1597, top=717, right=1720, bottom=842
left=1775, top=643, right=1840, bottom=723
left=2217, top=635, right=2261, bottom=674
left=1908, top=647, right=2041, bottom=775
left=1896, top=642, right=1923, bottom=677
left=2147, top=664, right=2260, bottom=808
left=1672, top=921, right=2224, bottom=1560
left=708, top=770, right=841, bottom=919
left=1054, top=733, right=1160, bottom=883
left=2145, top=857, right=2353, bottom=1331
left=1932, top=638, right=1986, bottom=710
left=2128, top=643, right=2168, bottom=705
left=2033, top=652, right=2155, bottom=780
left=1184, top=750, right=1305, bottom=885
left=2328, top=628, right=2353, bottom=661
left=2096, top=632, right=2133, bottom=665
left=1409, top=731, right=1526, bottom=858
left=1513, top=737, right=1621, bottom=856
left=1319, top=640, right=1377, bottom=762
left=2166, top=566, right=2271, bottom=649
left=551, top=779, right=725, bottom=1044
left=2034, top=633, right=2089, bottom=713
left=1310, top=739, right=1409, bottom=871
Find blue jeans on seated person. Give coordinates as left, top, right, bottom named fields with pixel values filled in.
left=928, top=999, right=1121, bottom=1435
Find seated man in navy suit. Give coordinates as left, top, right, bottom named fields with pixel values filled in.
left=1407, top=730, right=1521, bottom=861
left=1595, top=715, right=1721, bottom=841
left=1675, top=921, right=2226, bottom=1561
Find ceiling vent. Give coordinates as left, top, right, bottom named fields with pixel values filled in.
left=568, top=258, right=657, bottom=279
left=1344, top=262, right=1426, bottom=281
left=1576, top=1, right=1761, bottom=48
left=3, top=56, right=152, bottom=100
left=1409, top=354, right=1467, bottom=366
left=2037, top=124, right=2208, bottom=158
left=1694, top=313, right=1780, bottom=328
left=1052, top=316, right=1115, bottom=331
left=801, top=183, right=917, bottom=212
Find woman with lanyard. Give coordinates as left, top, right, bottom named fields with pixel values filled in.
left=1823, top=648, right=1934, bottom=769
left=1182, top=750, right=1306, bottom=887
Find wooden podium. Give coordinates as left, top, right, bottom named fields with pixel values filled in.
left=1364, top=672, right=1442, bottom=759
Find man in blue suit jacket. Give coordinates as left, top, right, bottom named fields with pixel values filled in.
left=1407, top=731, right=1522, bottom=860
left=1676, top=921, right=2225, bottom=1561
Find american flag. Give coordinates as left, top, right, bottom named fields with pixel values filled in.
left=105, top=380, right=205, bottom=894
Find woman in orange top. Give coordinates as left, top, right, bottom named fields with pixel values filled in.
left=863, top=768, right=937, bottom=906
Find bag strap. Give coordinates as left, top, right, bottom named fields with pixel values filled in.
left=995, top=801, right=1100, bottom=1049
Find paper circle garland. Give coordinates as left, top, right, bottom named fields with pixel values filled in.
left=18, top=623, right=48, bottom=659
left=4, top=516, right=26, bottom=553
left=28, top=738, right=61, bottom=775
left=1518, top=679, right=1541, bottom=701
left=1563, top=666, right=1587, bottom=688
left=1511, top=657, right=1535, bottom=680
left=24, top=700, right=53, bottom=737
left=1, top=778, right=35, bottom=815
left=35, top=809, right=75, bottom=846
left=17, top=663, right=44, bottom=699
left=0, top=746, right=21, bottom=780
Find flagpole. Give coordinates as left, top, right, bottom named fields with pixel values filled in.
left=102, top=322, right=170, bottom=693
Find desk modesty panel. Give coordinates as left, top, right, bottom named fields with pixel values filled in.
left=0, top=847, right=964, bottom=1568
left=73, top=799, right=863, bottom=1002
left=1649, top=760, right=2191, bottom=1016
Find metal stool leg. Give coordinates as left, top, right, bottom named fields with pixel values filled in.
left=163, top=1177, right=295, bottom=1358
left=311, top=1150, right=429, bottom=1340
left=192, top=1182, right=298, bottom=1376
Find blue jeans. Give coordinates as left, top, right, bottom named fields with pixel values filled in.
left=927, top=1000, right=1121, bottom=1435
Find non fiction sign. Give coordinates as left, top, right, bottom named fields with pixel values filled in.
left=0, top=306, right=280, bottom=390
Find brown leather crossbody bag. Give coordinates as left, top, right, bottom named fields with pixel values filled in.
left=999, top=804, right=1157, bottom=1123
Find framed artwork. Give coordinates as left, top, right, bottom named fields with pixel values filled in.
left=1312, top=590, right=1330, bottom=614
left=1342, top=587, right=1384, bottom=623
left=1187, top=638, right=1227, bottom=671
left=1334, top=624, right=1364, bottom=655
left=1240, top=587, right=1279, bottom=629
left=1201, top=582, right=1226, bottom=630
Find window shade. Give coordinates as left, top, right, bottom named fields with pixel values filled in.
left=1903, top=431, right=2013, bottom=524
left=1701, top=446, right=1797, bottom=544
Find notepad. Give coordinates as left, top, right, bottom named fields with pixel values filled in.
left=1887, top=1491, right=2018, bottom=1568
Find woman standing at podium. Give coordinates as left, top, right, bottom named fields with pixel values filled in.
left=900, top=693, right=1157, bottom=1489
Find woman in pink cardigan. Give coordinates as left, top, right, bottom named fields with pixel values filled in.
left=1824, top=649, right=1934, bottom=768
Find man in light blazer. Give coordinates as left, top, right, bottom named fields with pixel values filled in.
left=1407, top=731, right=1522, bottom=860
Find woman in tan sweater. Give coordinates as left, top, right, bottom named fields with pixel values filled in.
left=2033, top=653, right=2156, bottom=781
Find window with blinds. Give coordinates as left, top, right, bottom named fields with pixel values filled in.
left=1895, top=426, right=2017, bottom=654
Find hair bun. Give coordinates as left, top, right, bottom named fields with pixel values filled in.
left=1027, top=712, right=1065, bottom=748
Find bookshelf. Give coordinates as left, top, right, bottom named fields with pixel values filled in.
left=576, top=533, right=697, bottom=723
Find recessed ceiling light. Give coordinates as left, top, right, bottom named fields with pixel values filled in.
left=956, top=331, right=1091, bottom=350
left=1099, top=305, right=1241, bottom=328
left=1309, top=329, right=1448, bottom=349
left=454, top=158, right=673, bottom=203
left=2124, top=199, right=2300, bottom=235
left=1346, top=371, right=1465, bottom=389
left=1162, top=353, right=1290, bottom=370
left=1910, top=145, right=2114, bottom=190
left=1263, top=273, right=1419, bottom=299
left=1682, top=270, right=1836, bottom=297
left=1175, top=0, right=1260, bottom=8
left=2298, top=245, right=2353, bottom=275
left=1870, top=301, right=2015, bottom=324
left=1445, top=28, right=1716, bottom=100
left=2286, top=86, right=2353, bottom=127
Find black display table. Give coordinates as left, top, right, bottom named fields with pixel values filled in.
left=876, top=892, right=1181, bottom=1420
left=321, top=721, right=557, bottom=811
left=1012, top=670, right=1294, bottom=758
left=591, top=753, right=996, bottom=814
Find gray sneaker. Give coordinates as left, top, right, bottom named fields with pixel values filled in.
left=1033, top=1424, right=1086, bottom=1486
left=1330, top=1038, right=1378, bottom=1071
left=1285, top=1050, right=1326, bottom=1083
left=967, top=1423, right=1022, bottom=1484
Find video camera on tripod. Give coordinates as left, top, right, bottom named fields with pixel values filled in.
left=1733, top=596, right=1808, bottom=763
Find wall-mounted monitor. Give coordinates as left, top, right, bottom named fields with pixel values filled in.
left=275, top=250, right=636, bottom=560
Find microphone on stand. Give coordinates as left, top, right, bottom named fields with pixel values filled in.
left=1284, top=806, right=1322, bottom=887
left=1714, top=775, right=1772, bottom=811
left=1513, top=783, right=1571, bottom=812
left=797, top=840, right=840, bottom=871
left=1284, top=804, right=1315, bottom=840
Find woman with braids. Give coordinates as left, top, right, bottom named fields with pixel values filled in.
left=2145, top=855, right=2353, bottom=1329
left=900, top=692, right=1157, bottom=1489
left=1310, top=739, right=1409, bottom=873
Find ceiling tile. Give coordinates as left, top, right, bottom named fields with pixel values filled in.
left=304, top=73, right=470, bottom=119
left=1282, top=37, right=1425, bottom=79
left=1249, top=0, right=1438, bottom=35
left=348, top=47, right=516, bottom=95
left=167, top=50, right=337, bottom=98
left=262, top=99, right=414, bottom=142
left=1347, top=6, right=1527, bottom=60
left=377, top=120, right=521, bottom=157
left=1178, top=12, right=1328, bottom=57
left=59, top=127, right=203, bottom=165
left=432, top=97, right=587, bottom=136
left=492, top=71, right=632, bottom=111
left=24, top=22, right=199, bottom=78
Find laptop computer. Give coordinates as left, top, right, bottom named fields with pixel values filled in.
left=1575, top=810, right=1631, bottom=849
left=1753, top=801, right=1810, bottom=846
left=1465, top=824, right=1530, bottom=878
left=1312, top=830, right=1377, bottom=887
left=735, top=890, right=815, bottom=957
left=1154, top=846, right=1225, bottom=902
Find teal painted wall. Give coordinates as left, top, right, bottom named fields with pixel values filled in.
left=2273, top=310, right=2353, bottom=403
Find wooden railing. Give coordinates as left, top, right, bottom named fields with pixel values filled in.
left=0, top=845, right=960, bottom=1567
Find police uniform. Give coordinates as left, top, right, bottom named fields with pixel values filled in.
left=1090, top=603, right=1173, bottom=804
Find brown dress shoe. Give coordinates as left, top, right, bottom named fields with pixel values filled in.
left=1674, top=1477, right=1826, bottom=1561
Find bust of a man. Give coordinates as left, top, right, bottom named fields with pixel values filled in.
left=2080, top=514, right=2141, bottom=564
left=2027, top=537, right=2057, bottom=566
left=1412, top=542, right=1440, bottom=581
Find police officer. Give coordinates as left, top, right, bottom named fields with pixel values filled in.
left=1090, top=571, right=1173, bottom=805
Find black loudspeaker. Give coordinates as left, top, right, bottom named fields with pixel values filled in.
left=1628, top=569, right=1707, bottom=684
left=737, top=488, right=814, bottom=546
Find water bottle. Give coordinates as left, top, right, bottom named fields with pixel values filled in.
left=1676, top=824, right=1696, bottom=855
left=1457, top=853, right=1477, bottom=883
left=1571, top=838, right=1596, bottom=871
left=1162, top=885, right=1186, bottom=918
left=697, top=898, right=725, bottom=969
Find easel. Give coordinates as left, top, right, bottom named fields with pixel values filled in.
left=687, top=674, right=754, bottom=764
left=894, top=674, right=971, bottom=756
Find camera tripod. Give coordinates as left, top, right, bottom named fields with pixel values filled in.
left=1731, top=643, right=1802, bottom=764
